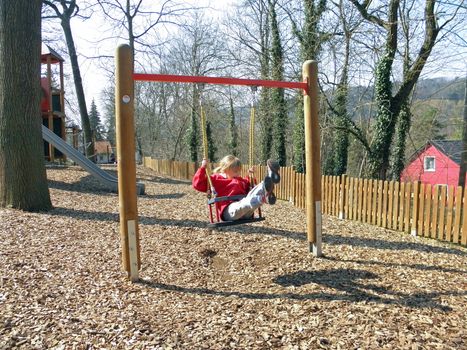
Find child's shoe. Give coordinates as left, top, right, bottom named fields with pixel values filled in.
left=262, top=176, right=276, bottom=205
left=267, top=159, right=280, bottom=184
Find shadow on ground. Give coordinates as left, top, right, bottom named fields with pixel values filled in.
left=48, top=178, right=116, bottom=196
left=138, top=267, right=463, bottom=311
left=140, top=176, right=191, bottom=185
left=48, top=207, right=466, bottom=257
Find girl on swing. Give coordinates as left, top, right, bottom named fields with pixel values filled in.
left=192, top=155, right=280, bottom=222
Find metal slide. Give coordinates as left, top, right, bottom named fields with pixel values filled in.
left=42, top=125, right=145, bottom=195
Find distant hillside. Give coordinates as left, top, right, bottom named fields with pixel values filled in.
left=413, top=77, right=465, bottom=101
left=343, top=77, right=465, bottom=122
left=345, top=77, right=465, bottom=104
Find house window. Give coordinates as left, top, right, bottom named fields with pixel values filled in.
left=424, top=156, right=435, bottom=172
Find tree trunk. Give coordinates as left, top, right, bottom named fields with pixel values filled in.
left=292, top=0, right=327, bottom=173
left=0, top=0, right=52, bottom=211
left=360, top=0, right=439, bottom=179
left=390, top=101, right=411, bottom=180
left=60, top=18, right=94, bottom=161
left=228, top=94, right=238, bottom=157
left=269, top=0, right=287, bottom=166
left=332, top=19, right=351, bottom=175
left=189, top=85, right=200, bottom=162
left=458, top=75, right=467, bottom=188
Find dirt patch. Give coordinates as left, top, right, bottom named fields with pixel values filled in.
left=0, top=165, right=466, bottom=349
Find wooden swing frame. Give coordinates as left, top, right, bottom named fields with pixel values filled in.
left=115, top=44, right=322, bottom=282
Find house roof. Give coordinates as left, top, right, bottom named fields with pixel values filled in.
left=41, top=44, right=64, bottom=64
left=430, top=140, right=463, bottom=165
left=410, top=140, right=463, bottom=165
left=94, top=141, right=112, bottom=154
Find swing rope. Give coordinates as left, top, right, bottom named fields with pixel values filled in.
left=248, top=86, right=261, bottom=218
left=248, top=86, right=257, bottom=184
left=199, top=95, right=215, bottom=198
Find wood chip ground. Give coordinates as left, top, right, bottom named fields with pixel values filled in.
left=1, top=165, right=466, bottom=349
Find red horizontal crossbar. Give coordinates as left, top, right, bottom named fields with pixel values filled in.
left=133, top=73, right=308, bottom=92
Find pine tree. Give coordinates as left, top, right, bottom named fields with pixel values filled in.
left=89, top=99, right=104, bottom=141
left=101, top=86, right=116, bottom=146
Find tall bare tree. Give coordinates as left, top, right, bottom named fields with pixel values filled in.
left=170, top=14, right=228, bottom=162
left=226, top=0, right=272, bottom=163
left=96, top=0, right=192, bottom=159
left=97, top=0, right=191, bottom=65
left=459, top=75, right=467, bottom=187
left=0, top=0, right=52, bottom=211
left=42, top=0, right=94, bottom=161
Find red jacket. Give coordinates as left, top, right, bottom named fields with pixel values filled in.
left=192, top=167, right=251, bottom=219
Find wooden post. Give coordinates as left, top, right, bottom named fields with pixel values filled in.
left=46, top=55, right=54, bottom=161
left=452, top=186, right=462, bottom=244
left=340, top=175, right=347, bottom=220
left=303, top=61, right=322, bottom=256
left=115, top=44, right=140, bottom=281
left=411, top=181, right=420, bottom=236
left=461, top=187, right=467, bottom=245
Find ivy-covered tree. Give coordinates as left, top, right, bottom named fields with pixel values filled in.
left=228, top=94, right=238, bottom=157
left=188, top=85, right=200, bottom=162
left=289, top=0, right=327, bottom=172
left=269, top=0, right=287, bottom=166
left=206, top=121, right=217, bottom=162
left=332, top=84, right=350, bottom=175
left=257, top=2, right=272, bottom=164
left=390, top=101, right=411, bottom=180
left=349, top=0, right=449, bottom=179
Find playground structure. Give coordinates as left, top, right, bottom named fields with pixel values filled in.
left=115, top=44, right=323, bottom=281
left=40, top=44, right=145, bottom=194
left=41, top=44, right=69, bottom=161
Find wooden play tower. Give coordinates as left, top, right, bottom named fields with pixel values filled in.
left=41, top=44, right=67, bottom=161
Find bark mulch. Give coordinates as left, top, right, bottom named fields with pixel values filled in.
left=1, top=165, right=466, bottom=349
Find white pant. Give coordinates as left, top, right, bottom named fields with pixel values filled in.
left=222, top=182, right=266, bottom=221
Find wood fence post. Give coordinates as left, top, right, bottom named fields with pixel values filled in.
left=411, top=181, right=420, bottom=237
left=339, top=175, right=346, bottom=219
left=462, top=187, right=467, bottom=245
left=291, top=167, right=297, bottom=204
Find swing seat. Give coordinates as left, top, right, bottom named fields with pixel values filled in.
left=207, top=195, right=246, bottom=205
left=206, top=194, right=264, bottom=228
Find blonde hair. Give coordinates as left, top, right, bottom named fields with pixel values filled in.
left=213, top=155, right=242, bottom=174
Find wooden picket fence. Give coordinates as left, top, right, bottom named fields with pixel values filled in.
left=143, top=157, right=467, bottom=247
left=322, top=175, right=467, bottom=246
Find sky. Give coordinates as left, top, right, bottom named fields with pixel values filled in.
left=50, top=0, right=466, bottom=125
left=65, top=0, right=232, bottom=119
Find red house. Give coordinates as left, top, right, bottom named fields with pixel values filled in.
left=401, top=140, right=465, bottom=186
